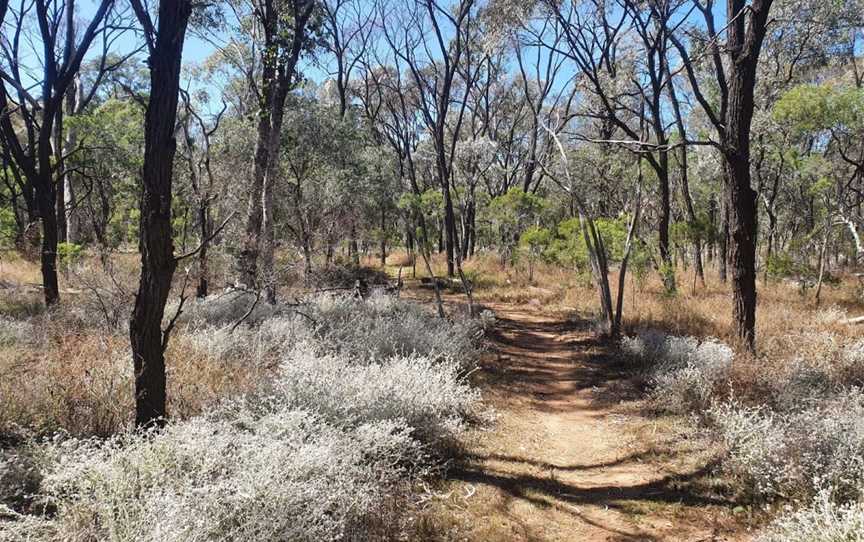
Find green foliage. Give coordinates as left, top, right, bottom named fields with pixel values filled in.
left=419, top=190, right=444, bottom=216
left=773, top=84, right=864, bottom=134
left=486, top=188, right=547, bottom=262
left=518, top=226, right=553, bottom=260
left=399, top=190, right=444, bottom=254
left=552, top=216, right=626, bottom=265
left=0, top=204, right=16, bottom=248
left=57, top=242, right=83, bottom=266
left=68, top=98, right=145, bottom=248
left=489, top=187, right=545, bottom=225
left=670, top=215, right=715, bottom=248
left=765, top=252, right=811, bottom=280
left=551, top=217, right=589, bottom=268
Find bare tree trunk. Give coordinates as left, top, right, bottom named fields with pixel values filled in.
left=722, top=0, right=773, bottom=350
left=725, top=154, right=757, bottom=348
left=719, top=200, right=729, bottom=283
left=37, top=191, right=60, bottom=305
left=239, top=113, right=270, bottom=287
left=666, top=63, right=705, bottom=287
left=260, top=88, right=288, bottom=303
left=814, top=225, right=830, bottom=305
left=350, top=223, right=360, bottom=265
left=707, top=195, right=717, bottom=264
left=238, top=0, right=314, bottom=294
left=129, top=0, right=191, bottom=428
left=657, top=161, right=676, bottom=293
left=63, top=77, right=81, bottom=245
left=442, top=177, right=457, bottom=277
left=196, top=203, right=209, bottom=298
left=380, top=207, right=387, bottom=266
left=53, top=115, right=67, bottom=245
left=764, top=208, right=777, bottom=284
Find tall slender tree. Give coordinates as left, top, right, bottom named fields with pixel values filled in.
left=237, top=0, right=318, bottom=301
left=128, top=0, right=192, bottom=427
left=668, top=0, right=775, bottom=349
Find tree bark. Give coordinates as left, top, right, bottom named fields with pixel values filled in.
left=719, top=200, right=729, bottom=283
left=196, top=202, right=209, bottom=298
left=129, top=0, right=192, bottom=428
left=238, top=0, right=315, bottom=294
left=37, top=190, right=60, bottom=304
left=380, top=207, right=387, bottom=266
left=657, top=158, right=676, bottom=292
left=721, top=0, right=773, bottom=350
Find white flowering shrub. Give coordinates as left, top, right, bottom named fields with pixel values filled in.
left=769, top=358, right=835, bottom=411
left=839, top=340, right=864, bottom=386
left=184, top=316, right=313, bottom=367
left=302, top=293, right=485, bottom=365
left=0, top=317, right=38, bottom=347
left=271, top=345, right=481, bottom=446
left=757, top=489, right=864, bottom=542
left=621, top=331, right=733, bottom=414
left=0, top=289, right=486, bottom=541
left=709, top=391, right=864, bottom=502
left=0, top=407, right=421, bottom=542
left=0, top=448, right=40, bottom=514
left=182, top=292, right=486, bottom=369
left=845, top=340, right=864, bottom=365
left=173, top=290, right=283, bottom=327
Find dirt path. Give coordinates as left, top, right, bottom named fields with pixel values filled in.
left=424, top=302, right=743, bottom=542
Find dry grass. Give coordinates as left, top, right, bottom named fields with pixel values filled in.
left=0, top=255, right=264, bottom=439
left=389, top=250, right=863, bottom=348
left=0, top=326, right=265, bottom=438
left=4, top=248, right=862, bottom=435
left=382, top=249, right=864, bottom=412
left=0, top=250, right=42, bottom=285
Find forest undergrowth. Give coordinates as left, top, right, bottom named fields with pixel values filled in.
left=0, top=252, right=490, bottom=541
left=2, top=250, right=864, bottom=540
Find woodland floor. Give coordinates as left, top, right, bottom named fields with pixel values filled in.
left=408, top=291, right=751, bottom=542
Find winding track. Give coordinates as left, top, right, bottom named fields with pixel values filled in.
left=426, top=302, right=743, bottom=542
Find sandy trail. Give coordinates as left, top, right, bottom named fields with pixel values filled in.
left=426, top=302, right=741, bottom=542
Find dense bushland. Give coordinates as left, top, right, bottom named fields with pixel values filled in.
left=0, top=279, right=486, bottom=541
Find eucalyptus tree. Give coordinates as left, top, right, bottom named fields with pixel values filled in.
left=0, top=0, right=118, bottom=305
left=321, top=0, right=376, bottom=117
left=513, top=17, right=573, bottom=196
left=380, top=0, right=478, bottom=278
left=178, top=89, right=228, bottom=297
left=66, top=95, right=145, bottom=248
left=231, top=0, right=320, bottom=301
left=320, top=0, right=376, bottom=261
left=276, top=90, right=384, bottom=273
left=773, top=83, right=864, bottom=262
left=356, top=44, right=448, bottom=315
left=128, top=0, right=193, bottom=427
left=666, top=0, right=775, bottom=350
left=540, top=0, right=679, bottom=293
